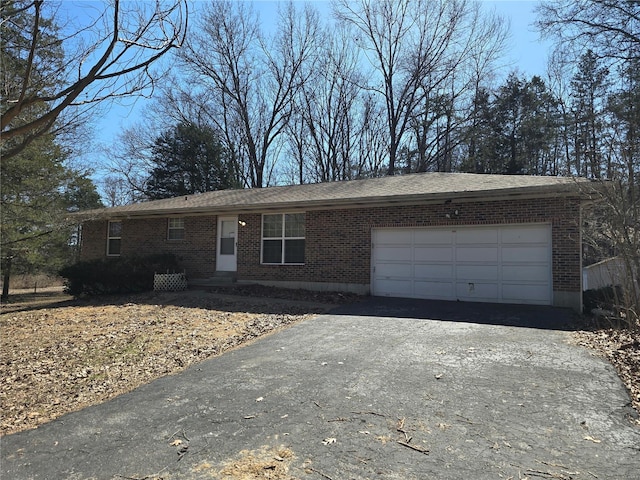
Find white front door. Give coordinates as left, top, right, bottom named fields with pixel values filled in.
left=217, top=216, right=237, bottom=272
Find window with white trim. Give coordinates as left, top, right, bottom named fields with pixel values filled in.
left=168, top=218, right=185, bottom=240
left=107, top=221, right=122, bottom=256
left=262, top=213, right=305, bottom=264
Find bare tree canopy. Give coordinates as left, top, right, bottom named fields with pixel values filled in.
left=536, top=0, right=640, bottom=61
left=0, top=0, right=188, bottom=160
left=175, top=0, right=319, bottom=188
left=333, top=0, right=508, bottom=175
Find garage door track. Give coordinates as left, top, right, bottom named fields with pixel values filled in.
left=2, top=298, right=639, bottom=479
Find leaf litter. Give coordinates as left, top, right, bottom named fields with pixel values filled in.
left=0, top=289, right=336, bottom=436
left=572, top=322, right=640, bottom=425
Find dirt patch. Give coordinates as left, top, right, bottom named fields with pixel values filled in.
left=0, top=288, right=347, bottom=436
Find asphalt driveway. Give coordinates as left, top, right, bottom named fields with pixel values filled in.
left=2, top=298, right=639, bottom=479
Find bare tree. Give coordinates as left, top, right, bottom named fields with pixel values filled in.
left=536, top=0, right=639, bottom=62
left=105, top=122, right=156, bottom=202
left=179, top=0, right=319, bottom=188
left=582, top=180, right=639, bottom=329
left=333, top=0, right=500, bottom=176
left=538, top=2, right=639, bottom=324
left=0, top=0, right=188, bottom=160
left=287, top=22, right=367, bottom=183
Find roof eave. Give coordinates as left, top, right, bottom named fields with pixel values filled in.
left=73, top=183, right=585, bottom=222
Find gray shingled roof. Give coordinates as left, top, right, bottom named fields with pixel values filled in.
left=79, top=172, right=588, bottom=219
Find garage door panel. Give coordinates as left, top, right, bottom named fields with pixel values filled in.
left=375, top=246, right=412, bottom=261
left=414, top=264, right=454, bottom=279
left=502, top=284, right=550, bottom=303
left=374, top=278, right=412, bottom=296
left=413, top=229, right=453, bottom=244
left=456, top=265, right=499, bottom=281
left=456, top=247, right=498, bottom=262
left=414, top=281, right=455, bottom=299
left=456, top=229, right=498, bottom=244
left=503, top=265, right=549, bottom=282
left=414, top=247, right=453, bottom=262
left=502, top=246, right=548, bottom=262
left=375, top=229, right=412, bottom=244
left=456, top=282, right=499, bottom=299
left=375, top=263, right=412, bottom=278
left=502, top=226, right=549, bottom=244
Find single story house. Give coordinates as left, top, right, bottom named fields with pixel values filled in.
left=77, top=172, right=590, bottom=311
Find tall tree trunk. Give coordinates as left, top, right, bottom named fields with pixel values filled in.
left=1, top=255, right=12, bottom=301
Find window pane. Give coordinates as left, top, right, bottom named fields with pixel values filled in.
left=262, top=239, right=282, bottom=263
left=168, top=228, right=184, bottom=240
left=109, top=221, right=122, bottom=237
left=108, top=238, right=121, bottom=256
left=284, top=239, right=305, bottom=263
left=169, top=218, right=184, bottom=229
left=263, top=214, right=282, bottom=238
left=220, top=237, right=235, bottom=255
left=285, top=213, right=305, bottom=237
left=221, top=220, right=235, bottom=237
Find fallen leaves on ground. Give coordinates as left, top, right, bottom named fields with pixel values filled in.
left=573, top=322, right=640, bottom=425
left=0, top=290, right=328, bottom=436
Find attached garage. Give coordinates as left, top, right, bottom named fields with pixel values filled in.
left=371, top=224, right=552, bottom=305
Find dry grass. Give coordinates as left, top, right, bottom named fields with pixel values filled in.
left=217, top=446, right=296, bottom=479
left=1, top=273, right=63, bottom=291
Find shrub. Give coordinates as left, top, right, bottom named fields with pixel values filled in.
left=60, top=254, right=183, bottom=296
left=583, top=285, right=624, bottom=313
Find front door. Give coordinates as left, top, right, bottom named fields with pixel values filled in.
left=216, top=216, right=237, bottom=272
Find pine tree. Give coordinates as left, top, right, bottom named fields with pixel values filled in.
left=570, top=50, right=610, bottom=178
left=0, top=135, right=102, bottom=298
left=146, top=123, right=239, bottom=200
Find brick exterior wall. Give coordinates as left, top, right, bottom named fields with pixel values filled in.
left=236, top=196, right=582, bottom=295
left=80, top=195, right=582, bottom=300
left=80, top=216, right=217, bottom=278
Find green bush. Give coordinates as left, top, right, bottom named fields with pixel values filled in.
left=60, top=254, right=183, bottom=296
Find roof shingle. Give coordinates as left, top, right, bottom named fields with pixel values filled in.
left=79, top=172, right=588, bottom=219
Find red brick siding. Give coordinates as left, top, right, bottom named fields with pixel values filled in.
left=80, top=216, right=218, bottom=278
left=237, top=197, right=582, bottom=293
left=80, top=196, right=582, bottom=294
left=80, top=221, right=108, bottom=258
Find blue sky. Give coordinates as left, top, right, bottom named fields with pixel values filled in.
left=65, top=0, right=552, bottom=161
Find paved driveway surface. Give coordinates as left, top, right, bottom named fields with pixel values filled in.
left=2, top=298, right=639, bottom=479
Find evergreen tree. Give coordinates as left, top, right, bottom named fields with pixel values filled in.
left=0, top=135, right=102, bottom=298
left=460, top=87, right=498, bottom=174
left=1, top=1, right=104, bottom=298
left=570, top=50, right=610, bottom=178
left=607, top=54, right=640, bottom=186
left=146, top=123, right=239, bottom=200
left=519, top=76, right=561, bottom=175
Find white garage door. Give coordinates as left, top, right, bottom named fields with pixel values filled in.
left=371, top=224, right=552, bottom=305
